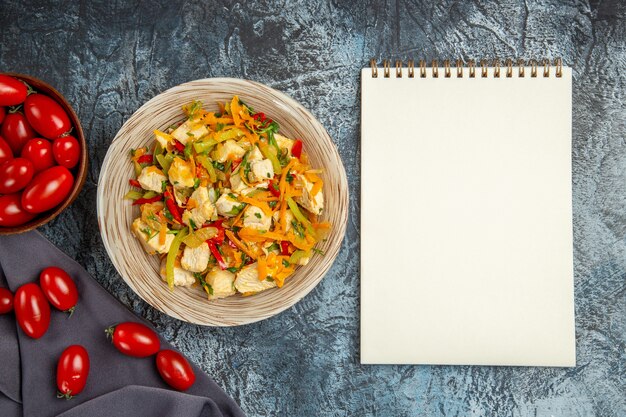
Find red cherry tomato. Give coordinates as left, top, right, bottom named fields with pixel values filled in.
left=106, top=322, right=160, bottom=358
left=39, top=266, right=78, bottom=313
left=0, top=75, right=27, bottom=106
left=56, top=345, right=90, bottom=399
left=0, top=107, right=5, bottom=124
left=52, top=135, right=80, bottom=169
left=0, top=136, right=13, bottom=165
left=21, top=138, right=55, bottom=172
left=0, top=158, right=34, bottom=194
left=291, top=139, right=303, bottom=158
left=1, top=112, right=36, bottom=154
left=0, top=193, right=37, bottom=227
left=24, top=94, right=71, bottom=139
left=155, top=350, right=196, bottom=391
left=14, top=283, right=51, bottom=339
left=0, top=288, right=13, bottom=314
left=21, top=166, right=74, bottom=213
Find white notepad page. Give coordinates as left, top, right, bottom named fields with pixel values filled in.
left=360, top=66, right=575, bottom=366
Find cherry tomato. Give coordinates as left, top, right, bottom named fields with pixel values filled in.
left=0, top=288, right=13, bottom=314
left=0, top=75, right=27, bottom=106
left=14, top=283, right=51, bottom=339
left=0, top=107, right=5, bottom=124
left=21, top=166, right=74, bottom=213
left=0, top=193, right=37, bottom=227
left=52, top=135, right=80, bottom=169
left=21, top=138, right=55, bottom=172
left=155, top=350, right=196, bottom=391
left=106, top=322, right=160, bottom=358
left=24, top=94, right=71, bottom=139
left=291, top=139, right=303, bottom=158
left=1, top=112, right=36, bottom=154
left=56, top=345, right=90, bottom=399
left=0, top=158, right=34, bottom=194
left=39, top=266, right=78, bottom=313
left=0, top=136, right=13, bottom=165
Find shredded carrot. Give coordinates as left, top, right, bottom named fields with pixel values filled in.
left=225, top=230, right=257, bottom=260
left=257, top=256, right=267, bottom=281
left=159, top=222, right=167, bottom=245
left=310, top=180, right=323, bottom=197
left=231, top=96, right=242, bottom=126
left=279, top=159, right=297, bottom=200
left=238, top=195, right=272, bottom=216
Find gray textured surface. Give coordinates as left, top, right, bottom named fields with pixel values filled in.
left=1, top=1, right=625, bottom=416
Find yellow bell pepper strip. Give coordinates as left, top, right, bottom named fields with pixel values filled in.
left=225, top=230, right=257, bottom=260
left=154, top=129, right=174, bottom=144
left=166, top=228, right=189, bottom=289
left=183, top=227, right=218, bottom=248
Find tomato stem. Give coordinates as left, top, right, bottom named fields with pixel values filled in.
left=56, top=390, right=73, bottom=400
left=104, top=325, right=116, bottom=340
left=7, top=105, right=22, bottom=114
left=65, top=306, right=76, bottom=317
left=24, top=83, right=36, bottom=96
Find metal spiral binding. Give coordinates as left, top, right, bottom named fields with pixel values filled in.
left=370, top=58, right=563, bottom=78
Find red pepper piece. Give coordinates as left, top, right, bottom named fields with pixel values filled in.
left=208, top=241, right=228, bottom=270
left=136, top=154, right=153, bottom=164
left=163, top=190, right=183, bottom=223
left=253, top=112, right=265, bottom=121
left=280, top=241, right=290, bottom=256
left=132, top=195, right=162, bottom=206
left=206, top=220, right=225, bottom=244
left=291, top=140, right=303, bottom=158
left=172, top=140, right=185, bottom=153
left=231, top=159, right=242, bottom=172
left=129, top=179, right=142, bottom=188
left=268, top=179, right=281, bottom=198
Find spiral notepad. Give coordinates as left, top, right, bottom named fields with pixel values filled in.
left=360, top=59, right=575, bottom=366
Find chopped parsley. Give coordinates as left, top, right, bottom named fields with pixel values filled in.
left=282, top=259, right=290, bottom=267
left=228, top=193, right=238, bottom=200
left=267, top=242, right=280, bottom=252
left=163, top=207, right=174, bottom=222
left=147, top=213, right=159, bottom=223
left=189, top=218, right=197, bottom=230
left=286, top=171, right=294, bottom=184
left=227, top=204, right=245, bottom=216
left=268, top=201, right=278, bottom=209
left=193, top=178, right=201, bottom=189
left=254, top=212, right=262, bottom=219
left=184, top=142, right=193, bottom=158
left=213, top=161, right=225, bottom=171
left=291, top=220, right=305, bottom=238
left=226, top=267, right=238, bottom=273
left=161, top=180, right=167, bottom=192
left=216, top=123, right=225, bottom=132
left=266, top=276, right=274, bottom=282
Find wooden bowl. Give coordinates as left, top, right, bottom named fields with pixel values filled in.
left=0, top=73, right=88, bottom=235
left=97, top=78, right=349, bottom=326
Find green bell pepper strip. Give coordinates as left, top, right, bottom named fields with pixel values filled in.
left=286, top=196, right=315, bottom=236
left=193, top=138, right=217, bottom=154
left=156, top=153, right=174, bottom=174
left=259, top=143, right=282, bottom=173
left=133, top=161, right=143, bottom=177
left=123, top=190, right=144, bottom=201
left=196, top=154, right=217, bottom=183
left=166, top=227, right=189, bottom=289
left=289, top=250, right=310, bottom=265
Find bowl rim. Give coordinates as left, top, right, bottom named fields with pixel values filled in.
left=0, top=72, right=88, bottom=235
left=97, top=77, right=349, bottom=326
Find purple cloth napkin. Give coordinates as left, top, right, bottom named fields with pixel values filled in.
left=0, top=231, right=246, bottom=417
